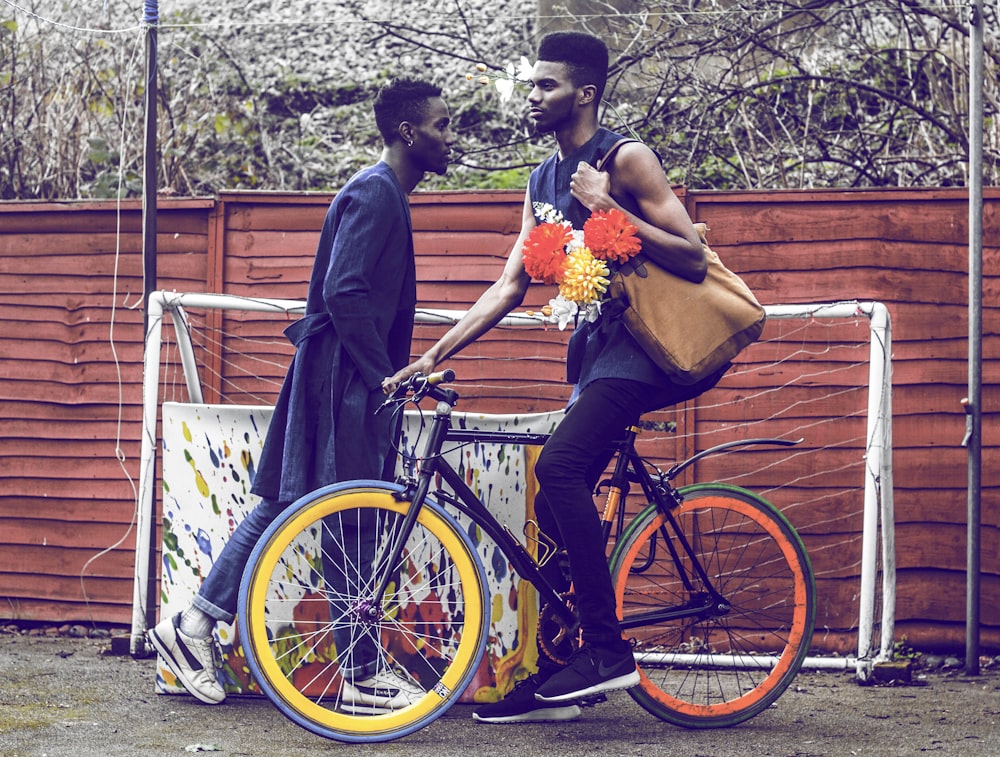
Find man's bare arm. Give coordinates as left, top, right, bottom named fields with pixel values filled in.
left=383, top=194, right=535, bottom=390
left=570, top=142, right=707, bottom=282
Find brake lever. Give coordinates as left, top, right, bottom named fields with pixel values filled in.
left=375, top=373, right=427, bottom=415
left=375, top=369, right=454, bottom=415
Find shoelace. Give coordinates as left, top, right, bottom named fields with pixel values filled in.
left=510, top=674, right=542, bottom=693
left=565, top=645, right=598, bottom=668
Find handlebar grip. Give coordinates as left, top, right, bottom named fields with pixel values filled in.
left=427, top=369, right=456, bottom=386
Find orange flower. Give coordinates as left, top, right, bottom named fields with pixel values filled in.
left=583, top=208, right=641, bottom=264
left=522, top=222, right=574, bottom=285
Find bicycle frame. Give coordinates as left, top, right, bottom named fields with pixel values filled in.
left=372, top=379, right=801, bottom=647
left=377, top=398, right=579, bottom=634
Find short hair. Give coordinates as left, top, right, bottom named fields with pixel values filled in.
left=537, top=31, right=609, bottom=103
left=373, top=79, right=443, bottom=144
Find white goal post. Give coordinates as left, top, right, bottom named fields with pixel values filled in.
left=131, top=291, right=894, bottom=682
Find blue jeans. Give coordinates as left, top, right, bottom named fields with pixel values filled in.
left=192, top=496, right=378, bottom=677
left=192, top=497, right=287, bottom=625
left=533, top=373, right=724, bottom=648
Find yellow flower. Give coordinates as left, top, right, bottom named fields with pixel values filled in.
left=558, top=247, right=610, bottom=305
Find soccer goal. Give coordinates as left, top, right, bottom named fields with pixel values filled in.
left=131, top=291, right=894, bottom=685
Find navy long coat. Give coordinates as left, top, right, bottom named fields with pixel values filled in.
left=250, top=163, right=416, bottom=504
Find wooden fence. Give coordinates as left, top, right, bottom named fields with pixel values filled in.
left=0, top=187, right=996, bottom=653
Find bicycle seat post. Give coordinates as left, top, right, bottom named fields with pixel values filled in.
left=599, top=426, right=639, bottom=542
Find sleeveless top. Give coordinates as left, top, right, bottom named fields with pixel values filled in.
left=528, top=128, right=669, bottom=390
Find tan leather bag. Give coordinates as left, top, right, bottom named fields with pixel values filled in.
left=600, top=140, right=766, bottom=384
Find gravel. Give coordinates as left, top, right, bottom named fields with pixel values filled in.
left=2, top=627, right=1000, bottom=757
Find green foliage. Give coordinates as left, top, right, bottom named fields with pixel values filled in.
left=80, top=137, right=140, bottom=199
left=890, top=637, right=921, bottom=663
left=436, top=165, right=531, bottom=191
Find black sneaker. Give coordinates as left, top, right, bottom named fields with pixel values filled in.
left=473, top=674, right=582, bottom=723
left=534, top=644, right=639, bottom=703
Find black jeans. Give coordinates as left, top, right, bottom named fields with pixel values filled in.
left=533, top=373, right=723, bottom=649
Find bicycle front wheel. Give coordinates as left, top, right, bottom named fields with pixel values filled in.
left=609, top=483, right=815, bottom=729
left=237, top=481, right=488, bottom=743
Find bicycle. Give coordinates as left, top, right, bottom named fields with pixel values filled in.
left=237, top=370, right=816, bottom=743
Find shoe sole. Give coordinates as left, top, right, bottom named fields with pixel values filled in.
left=473, top=704, right=582, bottom=724
left=534, top=669, right=640, bottom=703
left=148, top=627, right=225, bottom=705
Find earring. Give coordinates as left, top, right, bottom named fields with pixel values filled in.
left=406, top=139, right=414, bottom=147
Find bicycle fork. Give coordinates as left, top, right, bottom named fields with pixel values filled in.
left=357, top=406, right=454, bottom=624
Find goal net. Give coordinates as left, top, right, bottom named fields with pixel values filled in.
left=132, top=292, right=893, bottom=687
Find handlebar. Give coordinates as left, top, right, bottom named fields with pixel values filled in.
left=378, top=369, right=458, bottom=413
left=426, top=368, right=456, bottom=386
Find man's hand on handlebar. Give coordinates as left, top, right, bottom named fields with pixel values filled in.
left=377, top=368, right=456, bottom=414
left=382, top=355, right=437, bottom=395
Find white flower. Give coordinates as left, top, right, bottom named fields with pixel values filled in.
left=532, top=201, right=567, bottom=225
left=548, top=295, right=578, bottom=330
left=566, top=228, right=585, bottom=252
left=515, top=56, right=533, bottom=82
left=494, top=57, right=534, bottom=103
left=495, top=76, right=516, bottom=102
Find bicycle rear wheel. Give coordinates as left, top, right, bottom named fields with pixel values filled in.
left=238, top=481, right=488, bottom=743
left=609, top=483, right=815, bottom=728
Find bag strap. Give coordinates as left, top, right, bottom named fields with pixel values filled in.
left=596, top=138, right=711, bottom=256
left=596, top=138, right=648, bottom=280
left=596, top=138, right=639, bottom=173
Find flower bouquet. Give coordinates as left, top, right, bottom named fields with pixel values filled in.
left=523, top=204, right=641, bottom=329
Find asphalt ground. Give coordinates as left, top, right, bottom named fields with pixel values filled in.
left=2, top=632, right=1000, bottom=757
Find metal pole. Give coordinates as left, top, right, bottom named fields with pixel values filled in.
left=142, top=2, right=158, bottom=336
left=857, top=303, right=891, bottom=679
left=131, top=293, right=164, bottom=656
left=964, top=0, right=984, bottom=677
left=140, top=0, right=160, bottom=641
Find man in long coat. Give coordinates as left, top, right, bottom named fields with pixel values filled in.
left=149, top=78, right=454, bottom=712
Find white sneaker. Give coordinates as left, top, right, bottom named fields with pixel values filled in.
left=340, top=668, right=425, bottom=714
left=148, top=613, right=226, bottom=705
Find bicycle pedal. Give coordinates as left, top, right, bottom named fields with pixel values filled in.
left=576, top=692, right=608, bottom=708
